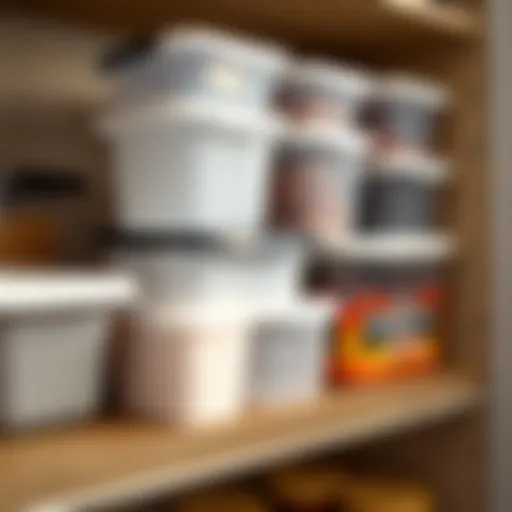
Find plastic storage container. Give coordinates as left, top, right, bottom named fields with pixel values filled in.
left=280, top=59, right=372, bottom=128
left=0, top=167, right=87, bottom=264
left=109, top=232, right=304, bottom=306
left=250, top=300, right=334, bottom=407
left=0, top=271, right=136, bottom=429
left=367, top=75, right=449, bottom=154
left=359, top=152, right=448, bottom=232
left=270, top=125, right=368, bottom=243
left=330, top=263, right=443, bottom=386
left=102, top=26, right=288, bottom=110
left=123, top=303, right=253, bottom=427
left=100, top=98, right=281, bottom=235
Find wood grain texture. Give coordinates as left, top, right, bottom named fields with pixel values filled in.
left=0, top=372, right=482, bottom=511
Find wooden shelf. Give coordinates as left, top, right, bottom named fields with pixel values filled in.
left=5, top=0, right=482, bottom=50
left=0, top=371, right=482, bottom=511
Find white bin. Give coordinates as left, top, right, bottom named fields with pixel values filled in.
left=250, top=300, right=334, bottom=407
left=124, top=303, right=253, bottom=427
left=270, top=125, right=369, bottom=244
left=370, top=74, right=450, bottom=153
left=110, top=233, right=304, bottom=306
left=100, top=99, right=281, bottom=235
left=0, top=271, right=136, bottom=429
left=101, top=26, right=288, bottom=110
left=281, top=59, right=372, bottom=128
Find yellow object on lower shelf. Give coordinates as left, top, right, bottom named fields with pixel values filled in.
left=346, top=478, right=434, bottom=512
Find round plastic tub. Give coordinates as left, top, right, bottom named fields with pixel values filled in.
left=249, top=299, right=334, bottom=407
left=0, top=271, right=136, bottom=430
left=108, top=232, right=305, bottom=306
left=270, top=125, right=369, bottom=243
left=101, top=26, right=288, bottom=110
left=330, top=262, right=443, bottom=386
left=123, top=303, right=253, bottom=427
left=359, top=152, right=448, bottom=232
left=99, top=98, right=281, bottom=235
left=280, top=59, right=372, bottom=128
left=368, top=75, right=450, bottom=153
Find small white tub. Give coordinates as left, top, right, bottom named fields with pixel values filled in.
left=0, top=271, right=136, bottom=430
left=370, top=75, right=450, bottom=153
left=100, top=98, right=281, bottom=235
left=124, top=303, right=253, bottom=427
left=102, top=26, right=288, bottom=110
left=109, top=233, right=304, bottom=306
left=281, top=59, right=372, bottom=128
left=270, top=124, right=369, bottom=244
left=250, top=300, right=334, bottom=407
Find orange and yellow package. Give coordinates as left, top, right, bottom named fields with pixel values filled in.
left=330, top=281, right=442, bottom=386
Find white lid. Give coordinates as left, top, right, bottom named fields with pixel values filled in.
left=99, top=97, right=283, bottom=137
left=323, top=233, right=457, bottom=263
left=0, top=270, right=137, bottom=314
left=377, top=75, right=450, bottom=109
left=283, top=123, right=370, bottom=159
left=374, top=150, right=449, bottom=183
left=158, top=25, right=289, bottom=73
left=286, top=58, right=373, bottom=99
left=254, top=297, right=336, bottom=323
left=147, top=301, right=254, bottom=327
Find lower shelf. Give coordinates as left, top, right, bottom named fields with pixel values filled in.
left=0, top=370, right=482, bottom=512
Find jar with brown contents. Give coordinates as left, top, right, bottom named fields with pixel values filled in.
left=178, top=488, right=269, bottom=512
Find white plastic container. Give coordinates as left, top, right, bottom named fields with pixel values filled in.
left=109, top=233, right=304, bottom=306
left=369, top=75, right=450, bottom=153
left=102, top=26, right=288, bottom=110
left=270, top=125, right=369, bottom=244
left=250, top=300, right=334, bottom=407
left=281, top=59, right=372, bottom=128
left=100, top=98, right=281, bottom=235
left=0, top=271, right=136, bottom=429
left=124, top=303, right=253, bottom=427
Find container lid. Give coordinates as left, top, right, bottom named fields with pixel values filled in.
left=286, top=58, right=373, bottom=99
left=102, top=25, right=288, bottom=74
left=147, top=301, right=254, bottom=326
left=374, top=151, right=449, bottom=183
left=321, top=233, right=457, bottom=264
left=282, top=123, right=370, bottom=160
left=0, top=270, right=137, bottom=314
left=254, top=297, right=336, bottom=323
left=377, top=74, right=450, bottom=109
left=98, top=96, right=283, bottom=137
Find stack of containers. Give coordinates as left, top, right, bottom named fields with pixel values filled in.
left=100, top=27, right=338, bottom=426
left=330, top=76, right=451, bottom=386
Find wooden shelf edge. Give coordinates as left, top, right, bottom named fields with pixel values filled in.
left=3, top=371, right=483, bottom=512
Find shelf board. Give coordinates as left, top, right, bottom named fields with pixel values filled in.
left=6, top=0, right=482, bottom=50
left=0, top=370, right=482, bottom=511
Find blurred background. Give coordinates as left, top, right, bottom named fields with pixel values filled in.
left=0, top=1, right=495, bottom=511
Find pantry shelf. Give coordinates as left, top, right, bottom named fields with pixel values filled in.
left=0, top=370, right=482, bottom=512
left=5, top=0, right=482, bottom=49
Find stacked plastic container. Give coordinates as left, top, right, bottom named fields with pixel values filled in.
left=100, top=27, right=340, bottom=428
